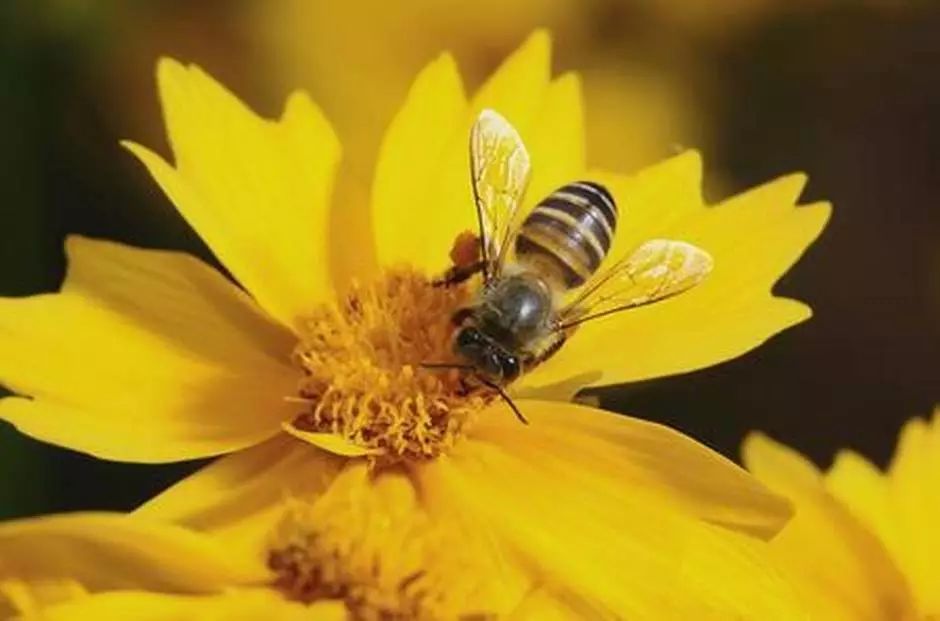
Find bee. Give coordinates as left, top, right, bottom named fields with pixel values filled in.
left=435, top=109, right=714, bottom=422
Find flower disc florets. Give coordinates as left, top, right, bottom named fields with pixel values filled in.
left=290, top=269, right=490, bottom=462
left=267, top=467, right=502, bottom=620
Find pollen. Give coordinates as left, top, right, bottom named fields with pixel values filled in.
left=290, top=268, right=490, bottom=462
left=267, top=466, right=504, bottom=620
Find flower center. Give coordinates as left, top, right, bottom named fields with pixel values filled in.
left=289, top=268, right=491, bottom=462
left=267, top=466, right=509, bottom=620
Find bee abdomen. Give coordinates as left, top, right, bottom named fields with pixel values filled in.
left=514, top=181, right=618, bottom=288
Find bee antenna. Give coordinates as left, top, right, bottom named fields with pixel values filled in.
left=479, top=378, right=529, bottom=425
left=419, top=363, right=528, bottom=425
left=419, top=362, right=476, bottom=372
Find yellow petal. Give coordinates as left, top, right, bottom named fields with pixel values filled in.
left=327, top=159, right=378, bottom=294
left=826, top=414, right=940, bottom=615
left=882, top=414, right=940, bottom=612
left=469, top=30, right=552, bottom=131
left=1, top=578, right=86, bottom=618
left=521, top=72, right=586, bottom=212
left=741, top=433, right=822, bottom=492
left=826, top=449, right=892, bottom=545
left=282, top=422, right=382, bottom=457
left=372, top=30, right=572, bottom=278
left=742, top=433, right=917, bottom=621
left=521, top=162, right=830, bottom=390
left=0, top=513, right=268, bottom=595
left=420, top=422, right=804, bottom=620
left=473, top=400, right=793, bottom=539
left=0, top=237, right=297, bottom=462
left=135, top=436, right=343, bottom=560
left=21, top=589, right=333, bottom=621
left=124, top=58, right=341, bottom=330
left=371, top=52, right=470, bottom=274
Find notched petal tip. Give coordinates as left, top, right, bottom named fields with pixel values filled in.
left=281, top=90, right=342, bottom=154
left=427, top=50, right=461, bottom=80
left=766, top=296, right=813, bottom=328
left=521, top=28, right=552, bottom=58
left=155, top=57, right=218, bottom=99
left=596, top=148, right=705, bottom=218
left=121, top=140, right=170, bottom=173
left=741, top=432, right=822, bottom=493
left=155, top=56, right=186, bottom=82
left=134, top=54, right=342, bottom=329
left=720, top=170, right=815, bottom=215
left=780, top=172, right=809, bottom=202
left=154, top=57, right=202, bottom=113
left=471, top=29, right=553, bottom=120
left=740, top=431, right=774, bottom=470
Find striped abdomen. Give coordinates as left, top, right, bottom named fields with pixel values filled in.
left=514, top=181, right=617, bottom=288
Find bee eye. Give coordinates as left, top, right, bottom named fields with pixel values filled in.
left=501, top=354, right=521, bottom=381
left=485, top=352, right=504, bottom=378
left=457, top=327, right=482, bottom=348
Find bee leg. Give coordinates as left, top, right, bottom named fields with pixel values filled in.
left=433, top=260, right=486, bottom=288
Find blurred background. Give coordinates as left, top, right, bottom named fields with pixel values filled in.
left=1, top=0, right=938, bottom=518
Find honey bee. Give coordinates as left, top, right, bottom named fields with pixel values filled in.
left=436, top=109, right=714, bottom=422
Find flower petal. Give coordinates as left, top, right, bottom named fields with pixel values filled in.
left=281, top=422, right=382, bottom=457
left=521, top=159, right=830, bottom=390
left=0, top=513, right=269, bottom=596
left=1, top=578, right=86, bottom=618
left=371, top=52, right=470, bottom=274
left=0, top=237, right=297, bottom=462
left=472, top=400, right=793, bottom=538
left=518, top=71, right=586, bottom=213
left=420, top=419, right=805, bottom=620
left=124, top=58, right=341, bottom=330
left=826, top=449, right=892, bottom=543
left=21, top=589, right=334, bottom=621
left=469, top=29, right=552, bottom=132
left=881, top=414, right=940, bottom=612
left=742, top=433, right=917, bottom=621
left=372, top=30, right=571, bottom=277
left=827, top=414, right=940, bottom=614
left=135, top=436, right=344, bottom=560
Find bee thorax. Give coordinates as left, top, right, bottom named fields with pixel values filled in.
left=477, top=274, right=552, bottom=346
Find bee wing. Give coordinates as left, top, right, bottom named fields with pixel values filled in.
left=470, top=109, right=532, bottom=282
left=555, top=239, right=714, bottom=330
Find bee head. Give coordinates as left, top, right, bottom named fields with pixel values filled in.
left=454, top=326, right=521, bottom=384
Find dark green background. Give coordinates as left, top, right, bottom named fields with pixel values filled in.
left=2, top=1, right=938, bottom=518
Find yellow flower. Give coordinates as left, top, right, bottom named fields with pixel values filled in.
left=0, top=31, right=828, bottom=618
left=743, top=410, right=940, bottom=621
left=0, top=478, right=792, bottom=620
